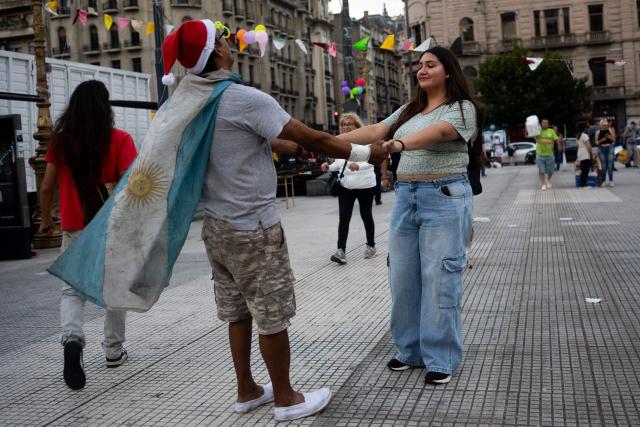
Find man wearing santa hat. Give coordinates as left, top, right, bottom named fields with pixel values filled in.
left=161, top=19, right=388, bottom=421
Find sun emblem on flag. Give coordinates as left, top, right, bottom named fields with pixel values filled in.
left=123, top=160, right=168, bottom=208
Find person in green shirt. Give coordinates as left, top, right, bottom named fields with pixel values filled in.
left=535, top=119, right=559, bottom=190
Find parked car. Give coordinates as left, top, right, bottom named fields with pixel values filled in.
left=563, top=137, right=578, bottom=162
left=509, top=142, right=536, bottom=165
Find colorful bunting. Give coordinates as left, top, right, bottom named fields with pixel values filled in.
left=401, top=38, right=413, bottom=51
left=353, top=35, right=371, bottom=52
left=131, top=19, right=143, bottom=32
left=104, top=13, right=113, bottom=30
left=145, top=22, right=154, bottom=37
left=164, top=24, right=175, bottom=34
left=45, top=1, right=58, bottom=16
left=78, top=9, right=87, bottom=27
left=380, top=34, right=395, bottom=51
left=526, top=57, right=543, bottom=71
left=412, top=37, right=432, bottom=52
left=313, top=42, right=328, bottom=51
left=87, top=6, right=97, bottom=15
left=117, top=17, right=130, bottom=30
left=273, top=37, right=286, bottom=50
left=295, top=39, right=308, bottom=55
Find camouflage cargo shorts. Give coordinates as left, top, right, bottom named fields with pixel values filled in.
left=201, top=216, right=296, bottom=335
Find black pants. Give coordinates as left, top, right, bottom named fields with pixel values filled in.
left=374, top=166, right=382, bottom=203
left=579, top=159, right=592, bottom=187
left=337, top=186, right=375, bottom=251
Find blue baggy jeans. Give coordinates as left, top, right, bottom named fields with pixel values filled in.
left=388, top=175, right=472, bottom=374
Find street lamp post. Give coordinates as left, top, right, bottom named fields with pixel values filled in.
left=29, top=0, right=61, bottom=248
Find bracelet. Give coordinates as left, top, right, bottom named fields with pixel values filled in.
left=395, top=139, right=406, bottom=151
left=348, top=143, right=371, bottom=162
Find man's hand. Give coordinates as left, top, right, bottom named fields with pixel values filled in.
left=348, top=162, right=359, bottom=171
left=321, top=162, right=329, bottom=172
left=39, top=216, right=54, bottom=235
left=368, top=142, right=391, bottom=166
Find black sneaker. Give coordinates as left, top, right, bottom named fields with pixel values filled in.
left=387, top=358, right=413, bottom=371
left=425, top=371, right=451, bottom=385
left=375, top=200, right=382, bottom=205
left=106, top=348, right=128, bottom=368
left=63, top=341, right=86, bottom=390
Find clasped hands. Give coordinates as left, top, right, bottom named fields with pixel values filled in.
left=368, top=140, right=403, bottom=165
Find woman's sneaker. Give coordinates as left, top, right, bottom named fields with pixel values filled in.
left=106, top=348, right=128, bottom=368
left=425, top=371, right=451, bottom=385
left=330, top=249, right=346, bottom=264
left=63, top=341, right=86, bottom=390
left=364, top=245, right=377, bottom=259
left=386, top=358, right=413, bottom=371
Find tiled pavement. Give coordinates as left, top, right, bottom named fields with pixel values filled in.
left=1, top=164, right=640, bottom=426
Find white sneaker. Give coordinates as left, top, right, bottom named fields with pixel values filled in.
left=541, top=184, right=547, bottom=191
left=234, top=383, right=274, bottom=413
left=364, top=245, right=377, bottom=259
left=546, top=181, right=552, bottom=189
left=273, top=388, right=332, bottom=421
left=609, top=181, right=615, bottom=187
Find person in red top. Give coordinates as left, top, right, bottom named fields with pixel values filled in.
left=39, top=80, right=137, bottom=390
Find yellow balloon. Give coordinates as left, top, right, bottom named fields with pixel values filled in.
left=255, top=24, right=266, bottom=32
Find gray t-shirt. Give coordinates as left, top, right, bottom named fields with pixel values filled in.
left=382, top=101, right=477, bottom=175
left=201, top=84, right=291, bottom=230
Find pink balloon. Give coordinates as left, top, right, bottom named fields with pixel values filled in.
left=255, top=30, right=268, bottom=44
left=243, top=31, right=256, bottom=44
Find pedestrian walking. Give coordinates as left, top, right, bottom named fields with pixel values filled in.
left=623, top=121, right=639, bottom=168
left=38, top=80, right=136, bottom=390
left=535, top=119, right=559, bottom=190
left=595, top=119, right=617, bottom=187
left=321, top=113, right=377, bottom=265
left=158, top=20, right=388, bottom=421
left=576, top=122, right=593, bottom=187
left=336, top=46, right=482, bottom=385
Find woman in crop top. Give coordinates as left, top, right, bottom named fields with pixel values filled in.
left=337, top=47, right=482, bottom=385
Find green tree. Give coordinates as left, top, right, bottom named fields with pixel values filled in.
left=475, top=47, right=592, bottom=132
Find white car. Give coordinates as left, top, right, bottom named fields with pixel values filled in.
left=509, top=142, right=536, bottom=165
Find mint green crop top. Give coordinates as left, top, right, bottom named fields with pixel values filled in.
left=381, top=101, right=478, bottom=175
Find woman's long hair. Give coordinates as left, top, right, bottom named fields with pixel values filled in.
left=387, top=46, right=483, bottom=169
left=339, top=112, right=364, bottom=133
left=52, top=80, right=114, bottom=221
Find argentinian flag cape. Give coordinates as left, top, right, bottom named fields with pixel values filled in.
left=49, top=70, right=240, bottom=311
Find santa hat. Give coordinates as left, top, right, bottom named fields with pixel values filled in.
left=161, top=19, right=217, bottom=86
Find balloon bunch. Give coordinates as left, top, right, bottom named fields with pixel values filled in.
left=340, top=77, right=366, bottom=99
left=237, top=24, right=269, bottom=56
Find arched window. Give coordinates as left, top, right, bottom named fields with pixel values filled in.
left=460, top=17, right=474, bottom=42
left=57, top=27, right=67, bottom=49
left=110, top=26, right=119, bottom=48
left=89, top=25, right=99, bottom=50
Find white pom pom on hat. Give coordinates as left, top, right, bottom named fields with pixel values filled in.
left=161, top=19, right=217, bottom=86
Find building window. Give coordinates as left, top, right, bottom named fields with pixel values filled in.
left=412, top=24, right=422, bottom=45
left=111, top=60, right=120, bottom=69
left=589, top=57, right=606, bottom=87
left=638, top=0, right=640, bottom=28
left=533, top=11, right=541, bottom=37
left=88, top=0, right=97, bottom=8
left=544, top=9, right=559, bottom=36
left=110, top=27, right=119, bottom=48
left=270, top=67, right=276, bottom=89
left=237, top=61, right=243, bottom=79
left=132, top=57, right=141, bottom=72
left=500, top=12, right=517, bottom=40
left=131, top=27, right=140, bottom=46
left=249, top=64, right=254, bottom=84
left=57, top=27, right=67, bottom=49
left=588, top=4, right=604, bottom=32
left=89, top=25, right=99, bottom=50
left=562, top=8, right=571, bottom=34
left=460, top=18, right=474, bottom=42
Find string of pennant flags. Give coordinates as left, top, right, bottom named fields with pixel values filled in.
left=43, top=1, right=628, bottom=76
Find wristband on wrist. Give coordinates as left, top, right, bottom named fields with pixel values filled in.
left=348, top=143, right=371, bottom=162
left=395, top=139, right=406, bottom=151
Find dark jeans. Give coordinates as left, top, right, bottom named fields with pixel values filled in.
left=337, top=185, right=375, bottom=251
left=374, top=166, right=382, bottom=203
left=579, top=159, right=592, bottom=187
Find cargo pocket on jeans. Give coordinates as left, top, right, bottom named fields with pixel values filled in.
left=439, top=255, right=466, bottom=308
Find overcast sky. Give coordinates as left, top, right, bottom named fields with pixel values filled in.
left=328, top=0, right=405, bottom=19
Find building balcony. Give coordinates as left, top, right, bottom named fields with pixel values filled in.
left=51, top=6, right=71, bottom=18
left=170, top=0, right=201, bottom=7
left=222, top=0, right=233, bottom=15
left=123, top=39, right=141, bottom=50
left=123, top=0, right=138, bottom=11
left=324, top=69, right=332, bottom=77
left=527, top=33, right=578, bottom=50
left=327, top=96, right=334, bottom=104
left=460, top=41, right=483, bottom=55
left=102, top=41, right=120, bottom=52
left=592, top=85, right=625, bottom=101
left=52, top=46, right=71, bottom=58
left=102, top=0, right=118, bottom=13
left=83, top=44, right=101, bottom=55
left=585, top=30, right=610, bottom=45
left=245, top=10, right=255, bottom=25
left=495, top=38, right=522, bottom=53
left=271, top=84, right=280, bottom=93
left=234, top=5, right=245, bottom=19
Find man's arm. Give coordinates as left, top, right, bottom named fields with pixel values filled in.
left=336, top=122, right=390, bottom=145
left=271, top=139, right=300, bottom=155
left=277, top=118, right=389, bottom=165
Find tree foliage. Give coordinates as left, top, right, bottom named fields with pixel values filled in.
left=475, top=47, right=592, bottom=130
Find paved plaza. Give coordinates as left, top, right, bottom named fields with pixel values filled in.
left=1, top=164, right=640, bottom=426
